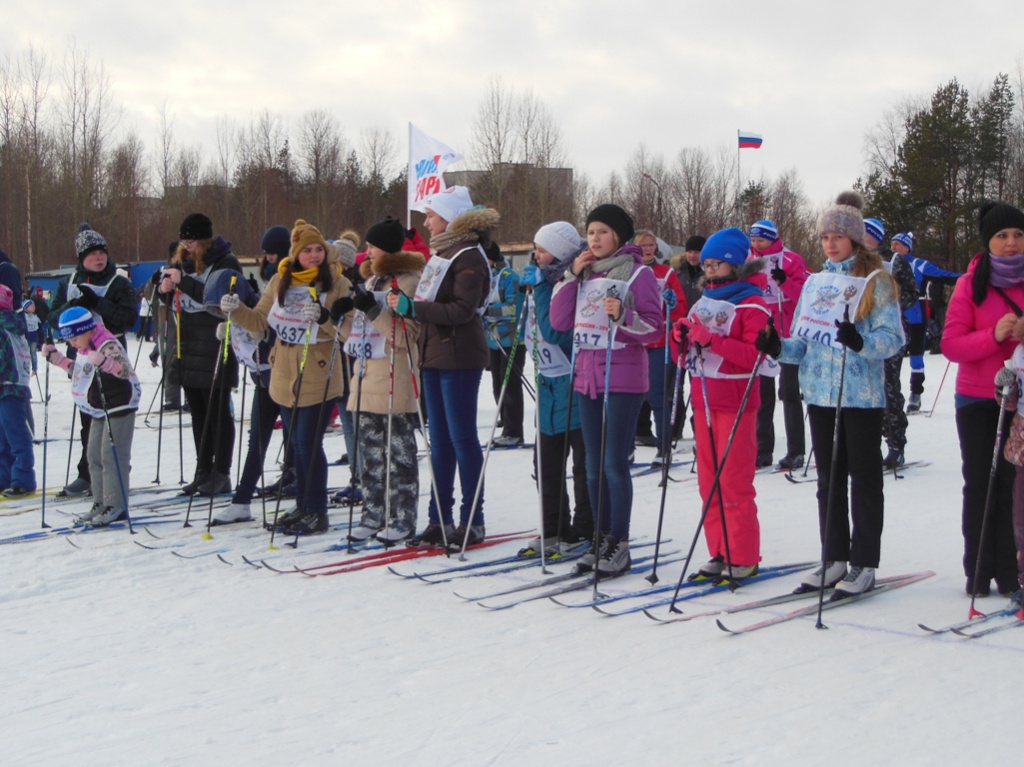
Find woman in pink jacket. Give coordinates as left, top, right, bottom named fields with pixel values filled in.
left=942, top=201, right=1024, bottom=598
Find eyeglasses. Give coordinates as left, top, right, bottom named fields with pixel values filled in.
left=702, top=260, right=726, bottom=272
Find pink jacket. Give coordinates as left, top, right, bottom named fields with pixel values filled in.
left=749, top=240, right=808, bottom=338
left=942, top=253, right=1024, bottom=399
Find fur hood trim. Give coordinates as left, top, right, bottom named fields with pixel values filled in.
left=359, top=250, right=426, bottom=281
left=448, top=207, right=500, bottom=237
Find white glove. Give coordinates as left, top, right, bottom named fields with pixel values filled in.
left=87, top=350, right=105, bottom=367
left=220, top=294, right=241, bottom=315
left=215, top=322, right=226, bottom=341
left=301, top=301, right=324, bottom=324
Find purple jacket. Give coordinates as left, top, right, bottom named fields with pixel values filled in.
left=550, top=245, right=664, bottom=398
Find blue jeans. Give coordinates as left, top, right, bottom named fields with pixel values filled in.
left=233, top=383, right=280, bottom=505
left=422, top=367, right=484, bottom=527
left=0, top=394, right=35, bottom=490
left=577, top=391, right=645, bottom=538
left=278, top=400, right=332, bottom=515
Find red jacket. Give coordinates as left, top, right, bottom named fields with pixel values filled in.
left=645, top=262, right=688, bottom=350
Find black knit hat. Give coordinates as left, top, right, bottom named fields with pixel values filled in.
left=365, top=216, right=406, bottom=254
left=586, top=204, right=634, bottom=247
left=979, top=201, right=1024, bottom=245
left=684, top=235, right=706, bottom=252
left=260, top=225, right=291, bottom=258
left=179, top=213, right=213, bottom=241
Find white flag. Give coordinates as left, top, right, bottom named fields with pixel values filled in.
left=408, top=123, right=462, bottom=213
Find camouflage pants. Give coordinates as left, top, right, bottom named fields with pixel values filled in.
left=358, top=412, right=419, bottom=532
left=882, top=355, right=907, bottom=452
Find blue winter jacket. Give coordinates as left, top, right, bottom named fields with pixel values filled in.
left=779, top=257, right=903, bottom=409
left=532, top=279, right=580, bottom=435
left=902, top=254, right=960, bottom=324
left=484, top=262, right=524, bottom=350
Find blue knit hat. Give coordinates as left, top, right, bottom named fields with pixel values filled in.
left=701, top=228, right=751, bottom=268
left=864, top=218, right=885, bottom=243
left=58, top=306, right=96, bottom=340
left=260, top=225, right=291, bottom=259
left=891, top=232, right=914, bottom=251
left=748, top=220, right=778, bottom=242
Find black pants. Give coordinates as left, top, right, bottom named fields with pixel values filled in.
left=955, top=400, right=1018, bottom=591
left=182, top=385, right=235, bottom=476
left=807, top=405, right=884, bottom=567
left=489, top=345, right=525, bottom=440
left=75, top=412, right=92, bottom=482
left=882, top=355, right=908, bottom=452
left=756, top=364, right=805, bottom=458
left=536, top=428, right=592, bottom=540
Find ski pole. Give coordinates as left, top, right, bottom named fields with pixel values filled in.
left=201, top=276, right=237, bottom=538
left=591, top=285, right=619, bottom=601
left=88, top=338, right=134, bottom=535
left=696, top=343, right=736, bottom=584
left=40, top=332, right=53, bottom=529
left=175, top=289, right=184, bottom=485
left=647, top=347, right=686, bottom=585
left=525, top=288, right=549, bottom=574
left=667, top=344, right=767, bottom=612
left=926, top=358, right=952, bottom=418
left=345, top=340, right=367, bottom=553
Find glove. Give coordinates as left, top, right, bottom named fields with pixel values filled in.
left=354, top=291, right=381, bottom=321
left=41, top=343, right=58, bottom=362
left=755, top=324, right=782, bottom=359
left=77, top=285, right=100, bottom=309
left=995, top=367, right=1016, bottom=390
left=771, top=268, right=787, bottom=286
left=679, top=317, right=712, bottom=347
left=301, top=301, right=329, bottom=325
left=521, top=264, right=545, bottom=287
left=215, top=322, right=227, bottom=341
left=220, top=293, right=241, bottom=315
left=671, top=318, right=689, bottom=346
left=149, top=346, right=160, bottom=367
left=392, top=292, right=415, bottom=318
left=87, top=350, right=105, bottom=366
left=331, top=296, right=356, bottom=323
left=834, top=317, right=864, bottom=352
left=662, top=288, right=678, bottom=310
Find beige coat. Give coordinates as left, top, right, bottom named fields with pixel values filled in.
left=341, top=251, right=424, bottom=415
left=230, top=268, right=352, bottom=408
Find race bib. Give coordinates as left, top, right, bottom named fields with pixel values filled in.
left=414, top=246, right=488, bottom=305
left=343, top=292, right=389, bottom=360
left=525, top=295, right=571, bottom=378
left=229, top=325, right=264, bottom=373
left=760, top=254, right=785, bottom=303
left=573, top=277, right=629, bottom=350
left=268, top=286, right=322, bottom=345
left=684, top=297, right=777, bottom=379
left=2, top=329, right=32, bottom=387
left=792, top=270, right=879, bottom=350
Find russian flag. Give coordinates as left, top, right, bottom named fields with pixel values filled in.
left=738, top=131, right=763, bottom=149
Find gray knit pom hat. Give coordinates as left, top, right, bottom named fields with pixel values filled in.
left=817, top=191, right=866, bottom=245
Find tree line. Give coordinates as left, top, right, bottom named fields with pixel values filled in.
left=2, top=43, right=1023, bottom=275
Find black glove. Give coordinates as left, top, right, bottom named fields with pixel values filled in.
left=76, top=285, right=100, bottom=310
left=353, top=290, right=381, bottom=320
left=755, top=324, right=782, bottom=359
left=834, top=318, right=864, bottom=352
left=771, top=268, right=786, bottom=286
left=330, top=296, right=355, bottom=323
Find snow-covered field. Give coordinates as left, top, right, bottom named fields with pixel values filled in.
left=1, top=344, right=1019, bottom=767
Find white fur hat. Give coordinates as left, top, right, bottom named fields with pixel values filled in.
left=419, top=185, right=474, bottom=225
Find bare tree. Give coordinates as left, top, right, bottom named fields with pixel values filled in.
left=297, top=109, right=345, bottom=226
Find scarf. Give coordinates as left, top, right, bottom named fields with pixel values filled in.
left=585, top=245, right=640, bottom=283
left=703, top=277, right=762, bottom=304
left=278, top=256, right=321, bottom=285
left=989, top=252, right=1024, bottom=288
left=429, top=227, right=479, bottom=254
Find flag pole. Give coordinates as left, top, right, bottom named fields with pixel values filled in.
left=736, top=129, right=741, bottom=226
left=407, top=122, right=413, bottom=230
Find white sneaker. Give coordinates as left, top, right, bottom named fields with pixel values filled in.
left=833, top=566, right=876, bottom=597
left=348, top=524, right=382, bottom=543
left=74, top=502, right=105, bottom=525
left=520, top=535, right=559, bottom=555
left=596, top=536, right=631, bottom=578
left=211, top=503, right=252, bottom=526
left=376, top=524, right=412, bottom=544
left=798, top=561, right=848, bottom=591
left=90, top=506, right=127, bottom=527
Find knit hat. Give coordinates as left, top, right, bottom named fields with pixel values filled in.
left=289, top=219, right=329, bottom=261
left=534, top=221, right=582, bottom=263
left=683, top=235, right=706, bottom=252
left=979, top=202, right=1024, bottom=245
left=701, top=228, right=750, bottom=268
left=864, top=218, right=885, bottom=244
left=335, top=230, right=360, bottom=267
left=75, top=223, right=108, bottom=260
left=0, top=284, right=12, bottom=311
left=818, top=191, right=866, bottom=245
left=57, top=306, right=96, bottom=340
left=179, top=213, right=213, bottom=241
left=748, top=220, right=778, bottom=242
left=586, top=204, right=635, bottom=247
left=891, top=232, right=914, bottom=251
left=260, top=225, right=291, bottom=258
left=365, top=216, right=406, bottom=254
left=21, top=299, right=32, bottom=312
left=418, top=185, right=475, bottom=224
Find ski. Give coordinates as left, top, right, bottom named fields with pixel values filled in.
left=583, top=562, right=816, bottom=615
left=918, top=606, right=1020, bottom=635
left=0, top=515, right=182, bottom=545
left=951, top=608, right=1024, bottom=638
left=716, top=571, right=935, bottom=634
left=647, top=571, right=910, bottom=624
left=475, top=552, right=683, bottom=610
left=786, top=460, right=930, bottom=485
left=631, top=461, right=689, bottom=479
left=409, top=542, right=594, bottom=584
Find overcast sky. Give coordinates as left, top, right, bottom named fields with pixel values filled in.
left=4, top=0, right=1023, bottom=211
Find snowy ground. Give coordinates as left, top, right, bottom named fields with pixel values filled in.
left=1, top=343, right=1019, bottom=767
